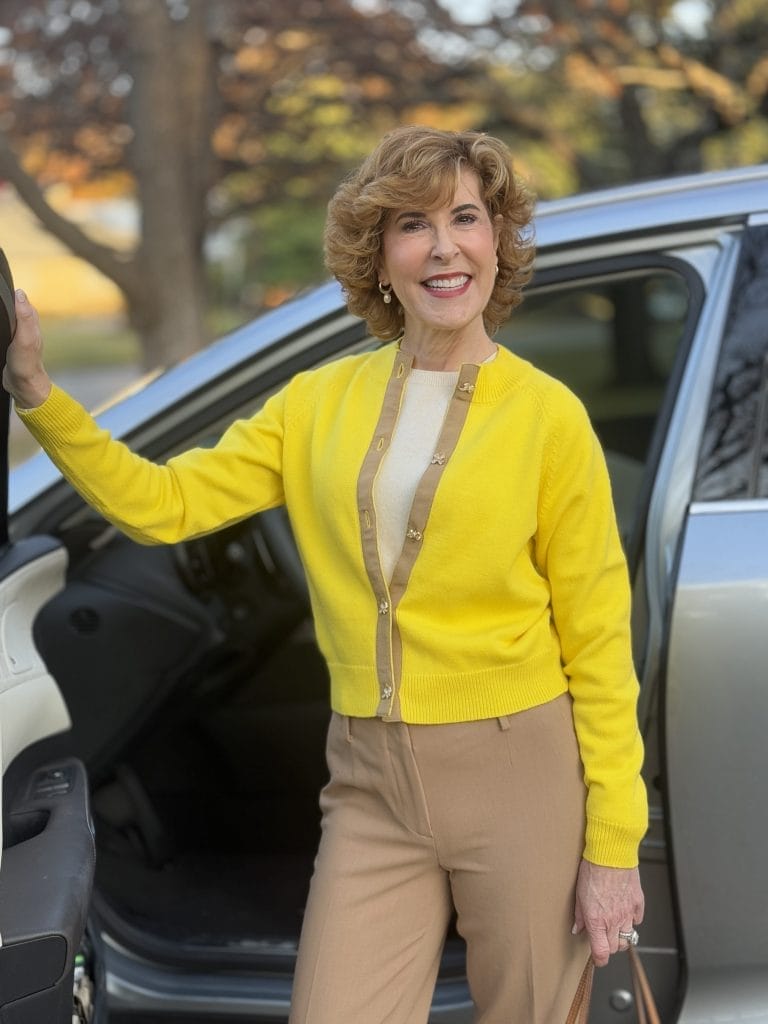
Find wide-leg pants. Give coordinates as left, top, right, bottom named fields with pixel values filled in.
left=289, top=693, right=590, bottom=1024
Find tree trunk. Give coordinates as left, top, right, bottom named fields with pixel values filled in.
left=122, top=0, right=216, bottom=370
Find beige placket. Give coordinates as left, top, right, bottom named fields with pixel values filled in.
left=356, top=352, right=481, bottom=721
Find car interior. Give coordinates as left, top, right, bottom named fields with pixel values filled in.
left=7, top=257, right=698, bottom=1017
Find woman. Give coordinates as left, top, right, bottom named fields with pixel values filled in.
left=4, top=126, right=646, bottom=1023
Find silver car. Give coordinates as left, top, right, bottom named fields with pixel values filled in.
left=2, top=162, right=768, bottom=1023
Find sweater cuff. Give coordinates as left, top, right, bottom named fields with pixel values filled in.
left=16, top=384, right=88, bottom=441
left=584, top=815, right=645, bottom=868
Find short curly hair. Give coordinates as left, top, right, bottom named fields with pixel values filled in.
left=324, top=125, right=536, bottom=340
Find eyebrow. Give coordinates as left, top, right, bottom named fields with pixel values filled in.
left=394, top=203, right=481, bottom=222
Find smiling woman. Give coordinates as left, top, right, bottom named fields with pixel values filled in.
left=376, top=171, right=501, bottom=365
left=324, top=125, right=535, bottom=350
left=4, top=125, right=647, bottom=1024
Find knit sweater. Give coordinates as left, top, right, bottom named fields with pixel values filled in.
left=18, top=342, right=648, bottom=867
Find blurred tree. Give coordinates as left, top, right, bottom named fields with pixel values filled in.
left=5, top=0, right=763, bottom=369
left=0, top=0, right=477, bottom=367
left=396, top=0, right=768, bottom=193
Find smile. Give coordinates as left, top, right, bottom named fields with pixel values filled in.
left=422, top=274, right=471, bottom=295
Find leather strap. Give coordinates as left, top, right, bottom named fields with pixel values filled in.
left=565, top=957, right=594, bottom=1024
left=567, top=949, right=660, bottom=1023
left=629, top=946, right=661, bottom=1024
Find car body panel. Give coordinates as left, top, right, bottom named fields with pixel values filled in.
left=668, top=504, right=768, bottom=1023
left=667, top=504, right=768, bottom=962
left=533, top=164, right=768, bottom=250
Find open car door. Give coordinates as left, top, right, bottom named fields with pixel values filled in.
left=0, top=251, right=96, bottom=1022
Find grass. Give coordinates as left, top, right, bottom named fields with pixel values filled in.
left=40, top=316, right=141, bottom=371
left=38, top=308, right=252, bottom=372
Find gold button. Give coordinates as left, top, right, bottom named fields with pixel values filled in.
left=382, top=685, right=393, bottom=699
left=406, top=528, right=422, bottom=541
left=378, top=599, right=389, bottom=615
left=458, top=381, right=475, bottom=393
left=431, top=452, right=446, bottom=465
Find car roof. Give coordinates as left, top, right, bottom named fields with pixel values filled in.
left=10, top=163, right=768, bottom=518
left=534, top=163, right=768, bottom=248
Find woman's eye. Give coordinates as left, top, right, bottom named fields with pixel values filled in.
left=456, top=213, right=478, bottom=225
left=401, top=219, right=425, bottom=232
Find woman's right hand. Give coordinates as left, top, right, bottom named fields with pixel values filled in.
left=2, top=289, right=52, bottom=409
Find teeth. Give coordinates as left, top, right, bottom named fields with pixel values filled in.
left=425, top=275, right=469, bottom=290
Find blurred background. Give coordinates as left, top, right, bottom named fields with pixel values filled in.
left=1, top=0, right=767, bottom=461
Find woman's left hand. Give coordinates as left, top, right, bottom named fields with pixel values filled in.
left=572, top=858, right=644, bottom=967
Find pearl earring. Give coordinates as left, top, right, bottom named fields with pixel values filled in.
left=378, top=281, right=393, bottom=305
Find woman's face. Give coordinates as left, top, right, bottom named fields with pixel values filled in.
left=379, top=168, right=500, bottom=342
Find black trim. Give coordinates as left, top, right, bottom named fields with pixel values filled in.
left=0, top=248, right=16, bottom=548
left=655, top=513, right=691, bottom=1022
left=0, top=758, right=95, bottom=1023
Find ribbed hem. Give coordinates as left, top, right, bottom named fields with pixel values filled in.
left=584, top=815, right=645, bottom=869
left=16, top=384, right=88, bottom=440
left=328, top=653, right=569, bottom=724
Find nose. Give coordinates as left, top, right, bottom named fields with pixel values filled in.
left=430, top=224, right=459, bottom=261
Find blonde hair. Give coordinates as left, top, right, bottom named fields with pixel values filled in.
left=324, top=125, right=536, bottom=339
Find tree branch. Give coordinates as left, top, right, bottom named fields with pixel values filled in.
left=0, top=133, right=141, bottom=297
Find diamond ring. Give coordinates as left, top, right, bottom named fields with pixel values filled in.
left=618, top=928, right=639, bottom=946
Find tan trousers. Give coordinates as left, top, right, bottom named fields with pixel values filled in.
left=289, top=694, right=590, bottom=1024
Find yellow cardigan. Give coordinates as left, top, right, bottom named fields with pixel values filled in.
left=19, top=342, right=648, bottom=867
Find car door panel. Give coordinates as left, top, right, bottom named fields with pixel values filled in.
left=662, top=223, right=768, bottom=1019
left=666, top=504, right=768, bottom=1019
left=0, top=539, right=71, bottom=783
left=0, top=538, right=95, bottom=1022
left=1, top=758, right=94, bottom=1022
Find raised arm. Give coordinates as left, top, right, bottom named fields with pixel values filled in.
left=3, top=291, right=287, bottom=545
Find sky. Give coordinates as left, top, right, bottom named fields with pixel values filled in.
left=438, top=0, right=709, bottom=33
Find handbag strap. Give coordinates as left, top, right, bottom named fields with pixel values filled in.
left=629, top=946, right=661, bottom=1024
left=565, top=957, right=594, bottom=1024
left=566, top=949, right=660, bottom=1024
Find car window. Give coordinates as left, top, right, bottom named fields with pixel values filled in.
left=693, top=224, right=768, bottom=501
left=497, top=268, right=691, bottom=547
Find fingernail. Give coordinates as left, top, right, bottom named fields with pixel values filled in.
left=571, top=924, right=578, bottom=935
left=15, top=288, right=27, bottom=303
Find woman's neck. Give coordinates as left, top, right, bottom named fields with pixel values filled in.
left=399, top=323, right=497, bottom=371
